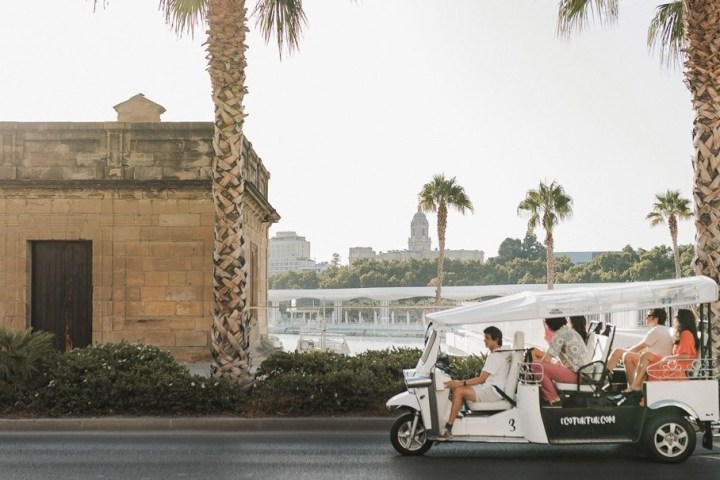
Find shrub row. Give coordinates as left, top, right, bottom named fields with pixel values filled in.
left=0, top=328, right=489, bottom=417
left=249, top=347, right=423, bottom=416
left=36, top=342, right=246, bottom=416
left=0, top=339, right=246, bottom=417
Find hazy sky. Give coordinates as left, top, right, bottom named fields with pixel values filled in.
left=1, top=0, right=696, bottom=264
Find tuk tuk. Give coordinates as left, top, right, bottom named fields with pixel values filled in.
left=386, top=276, right=719, bottom=463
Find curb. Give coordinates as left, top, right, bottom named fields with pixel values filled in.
left=0, top=416, right=394, bottom=432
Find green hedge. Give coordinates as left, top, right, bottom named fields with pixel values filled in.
left=249, top=347, right=423, bottom=416
left=1, top=341, right=245, bottom=417
left=0, top=333, right=490, bottom=417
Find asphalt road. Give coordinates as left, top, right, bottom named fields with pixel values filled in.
left=1, top=431, right=719, bottom=480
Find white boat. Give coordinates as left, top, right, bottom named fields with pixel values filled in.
left=295, top=330, right=351, bottom=355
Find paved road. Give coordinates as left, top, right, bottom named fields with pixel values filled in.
left=1, top=430, right=719, bottom=480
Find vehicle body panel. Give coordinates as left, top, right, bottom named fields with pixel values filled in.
left=646, top=380, right=719, bottom=421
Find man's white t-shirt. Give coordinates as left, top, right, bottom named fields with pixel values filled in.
left=642, top=325, right=673, bottom=357
left=482, top=346, right=512, bottom=389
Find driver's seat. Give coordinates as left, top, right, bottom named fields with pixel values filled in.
left=465, top=331, right=524, bottom=412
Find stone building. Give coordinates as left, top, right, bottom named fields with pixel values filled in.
left=0, top=94, right=279, bottom=362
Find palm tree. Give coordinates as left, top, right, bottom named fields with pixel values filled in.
left=647, top=190, right=692, bottom=279
left=94, top=0, right=307, bottom=388
left=556, top=0, right=720, bottom=361
left=418, top=174, right=473, bottom=304
left=517, top=181, right=573, bottom=290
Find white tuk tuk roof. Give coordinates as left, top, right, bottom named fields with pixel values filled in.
left=426, top=276, right=719, bottom=327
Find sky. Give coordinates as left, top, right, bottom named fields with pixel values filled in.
left=1, top=0, right=697, bottom=265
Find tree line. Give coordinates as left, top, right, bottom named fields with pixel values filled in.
left=270, top=234, right=694, bottom=290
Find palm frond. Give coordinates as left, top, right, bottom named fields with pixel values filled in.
left=557, top=0, right=619, bottom=39
left=158, top=0, right=207, bottom=38
left=252, top=0, right=308, bottom=58
left=646, top=211, right=665, bottom=226
left=0, top=328, right=56, bottom=389
left=647, top=2, right=684, bottom=69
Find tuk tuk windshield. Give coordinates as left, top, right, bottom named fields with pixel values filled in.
left=417, top=329, right=437, bottom=369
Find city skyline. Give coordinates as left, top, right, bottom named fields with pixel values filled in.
left=1, top=1, right=697, bottom=264
left=274, top=219, right=673, bottom=267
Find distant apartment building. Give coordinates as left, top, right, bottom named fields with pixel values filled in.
left=269, top=231, right=324, bottom=276
left=348, top=208, right=484, bottom=266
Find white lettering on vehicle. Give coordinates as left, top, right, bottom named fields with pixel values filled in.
left=559, top=415, right=616, bottom=426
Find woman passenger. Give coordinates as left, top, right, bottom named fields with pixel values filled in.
left=532, top=315, right=588, bottom=361
left=531, top=317, right=592, bottom=406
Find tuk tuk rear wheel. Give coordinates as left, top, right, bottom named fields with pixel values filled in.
left=642, top=412, right=696, bottom=463
left=390, top=411, right=432, bottom=456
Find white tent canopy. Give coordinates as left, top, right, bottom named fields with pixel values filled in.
left=426, top=276, right=719, bottom=328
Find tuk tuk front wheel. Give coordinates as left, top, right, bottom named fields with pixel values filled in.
left=390, top=411, right=432, bottom=456
left=642, top=412, right=696, bottom=463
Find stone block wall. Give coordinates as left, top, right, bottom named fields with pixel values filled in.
left=0, top=122, right=278, bottom=363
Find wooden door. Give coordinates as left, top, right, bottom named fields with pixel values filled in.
left=31, top=241, right=92, bottom=351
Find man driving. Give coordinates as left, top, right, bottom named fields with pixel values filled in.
left=438, top=326, right=511, bottom=440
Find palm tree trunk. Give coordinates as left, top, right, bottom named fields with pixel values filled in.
left=435, top=202, right=448, bottom=304
left=206, top=0, right=254, bottom=389
left=684, top=0, right=720, bottom=362
left=668, top=214, right=681, bottom=279
left=545, top=231, right=555, bottom=290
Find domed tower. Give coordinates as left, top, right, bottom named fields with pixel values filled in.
left=408, top=206, right=431, bottom=252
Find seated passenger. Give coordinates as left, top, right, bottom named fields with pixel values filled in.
left=605, top=308, right=672, bottom=388
left=531, top=317, right=591, bottom=406
left=532, top=316, right=586, bottom=361
left=624, top=309, right=699, bottom=393
left=438, top=326, right=511, bottom=440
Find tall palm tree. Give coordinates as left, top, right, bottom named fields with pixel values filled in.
left=647, top=190, right=692, bottom=279
left=556, top=0, right=720, bottom=360
left=517, top=180, right=573, bottom=290
left=418, top=174, right=473, bottom=304
left=95, top=0, right=307, bottom=388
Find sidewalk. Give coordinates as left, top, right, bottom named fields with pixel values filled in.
left=0, top=416, right=394, bottom=432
